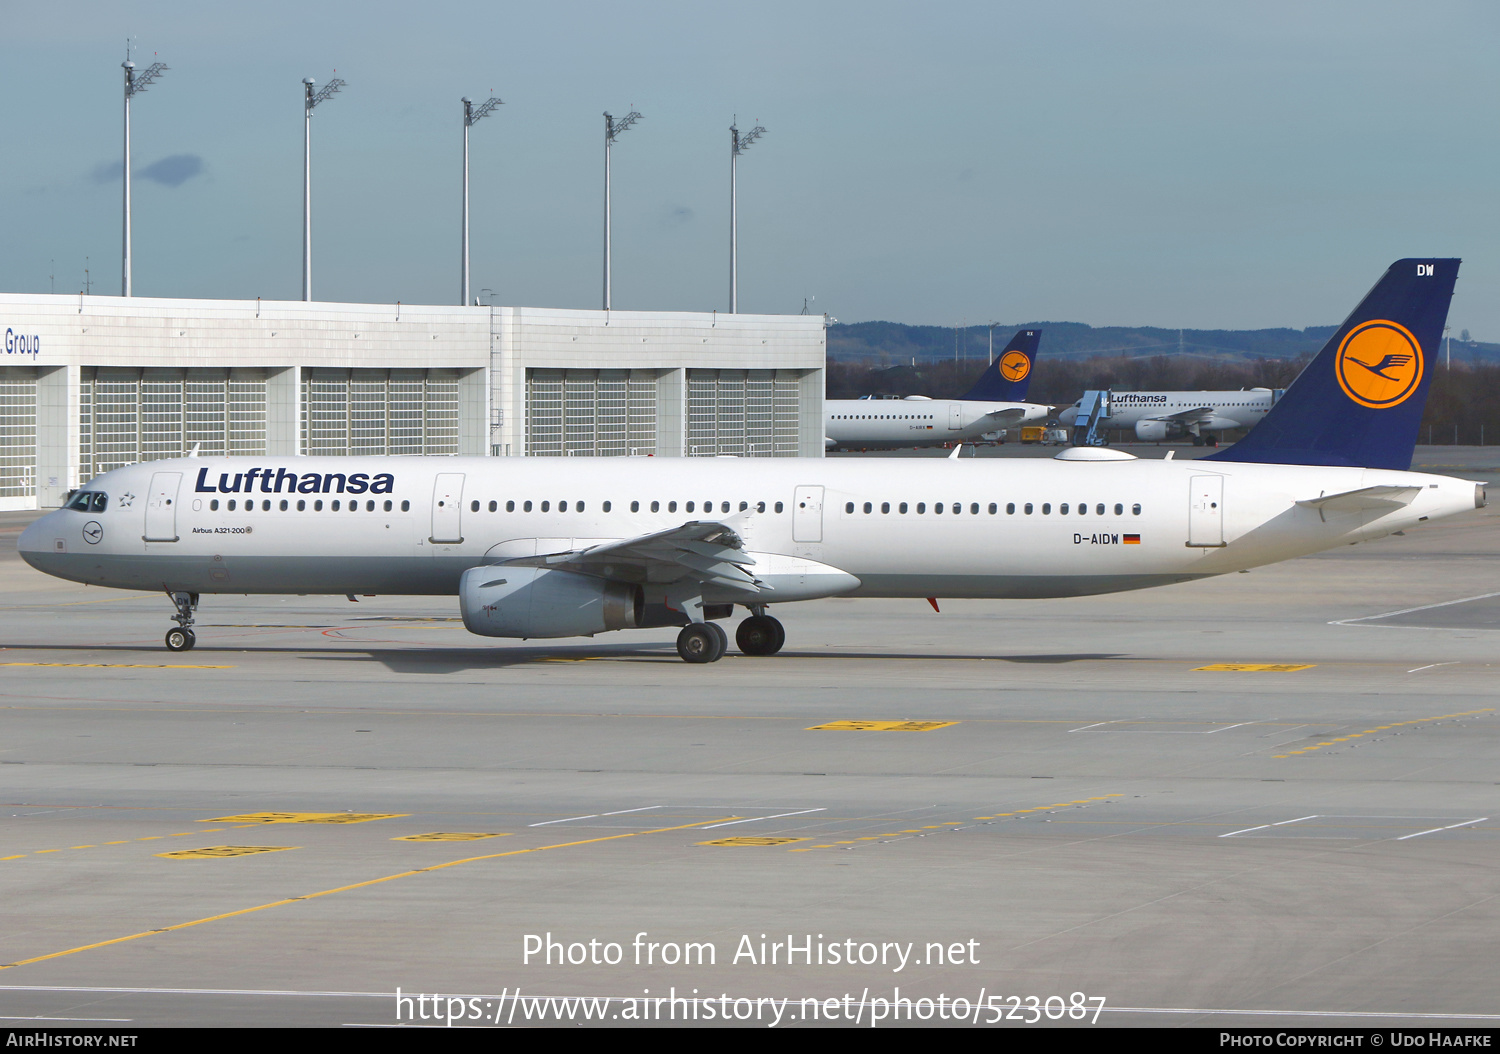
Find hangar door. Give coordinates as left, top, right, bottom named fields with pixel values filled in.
left=686, top=369, right=803, bottom=457
left=80, top=367, right=268, bottom=483
left=0, top=368, right=37, bottom=510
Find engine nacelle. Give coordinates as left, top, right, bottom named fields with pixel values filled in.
left=459, top=566, right=642, bottom=638
left=1135, top=419, right=1169, bottom=441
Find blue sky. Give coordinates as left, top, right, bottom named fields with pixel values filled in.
left=4, top=2, right=1498, bottom=337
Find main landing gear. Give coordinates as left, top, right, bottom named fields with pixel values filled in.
left=674, top=611, right=786, bottom=663
left=735, top=614, right=785, bottom=656
left=676, top=622, right=728, bottom=663
left=164, top=591, right=199, bottom=652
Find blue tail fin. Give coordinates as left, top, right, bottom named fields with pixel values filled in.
left=1206, top=259, right=1459, bottom=471
left=961, top=329, right=1042, bottom=401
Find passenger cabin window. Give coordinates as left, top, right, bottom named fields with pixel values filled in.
left=506, top=500, right=515, bottom=512
left=211, top=499, right=220, bottom=511
left=488, top=500, right=498, bottom=512
left=401, top=500, right=410, bottom=512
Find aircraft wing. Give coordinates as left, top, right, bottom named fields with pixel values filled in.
left=1295, top=485, right=1422, bottom=513
left=1146, top=406, right=1215, bottom=423
left=502, top=521, right=763, bottom=594
left=977, top=407, right=1028, bottom=426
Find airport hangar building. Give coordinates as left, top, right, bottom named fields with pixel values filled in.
left=0, top=293, right=827, bottom=511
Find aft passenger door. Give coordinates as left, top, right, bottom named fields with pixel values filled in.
left=1188, top=475, right=1225, bottom=548
left=144, top=472, right=182, bottom=542
left=431, top=473, right=465, bottom=544
left=792, top=485, right=824, bottom=543
left=948, top=403, right=963, bottom=430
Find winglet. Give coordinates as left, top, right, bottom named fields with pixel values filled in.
left=961, top=329, right=1042, bottom=401
left=1206, top=259, right=1459, bottom=470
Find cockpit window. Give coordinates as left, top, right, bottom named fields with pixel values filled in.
left=65, top=491, right=108, bottom=513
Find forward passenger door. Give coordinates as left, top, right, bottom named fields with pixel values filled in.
left=144, top=472, right=182, bottom=543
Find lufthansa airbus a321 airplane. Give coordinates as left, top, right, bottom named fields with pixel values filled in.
left=19, top=259, right=1485, bottom=663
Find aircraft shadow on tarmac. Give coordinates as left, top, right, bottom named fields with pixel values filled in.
left=0, top=641, right=1126, bottom=673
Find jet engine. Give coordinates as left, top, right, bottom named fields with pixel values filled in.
left=459, top=566, right=642, bottom=638
left=1134, top=419, right=1170, bottom=441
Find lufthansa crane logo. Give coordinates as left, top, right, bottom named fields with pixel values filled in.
left=999, top=349, right=1032, bottom=382
left=1334, top=319, right=1424, bottom=409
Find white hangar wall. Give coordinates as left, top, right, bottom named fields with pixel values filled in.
left=0, top=294, right=826, bottom=510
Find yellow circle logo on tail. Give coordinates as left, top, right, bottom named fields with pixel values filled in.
left=999, top=349, right=1031, bottom=382
left=1334, top=319, right=1424, bottom=409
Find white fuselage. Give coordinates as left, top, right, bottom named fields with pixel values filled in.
left=19, top=455, right=1481, bottom=607
left=1060, top=390, right=1276, bottom=436
left=826, top=398, right=1050, bottom=449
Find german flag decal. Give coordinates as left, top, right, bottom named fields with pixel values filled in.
left=1123, top=534, right=1141, bottom=544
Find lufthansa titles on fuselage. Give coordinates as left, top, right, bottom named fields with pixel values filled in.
left=194, top=466, right=396, bottom=495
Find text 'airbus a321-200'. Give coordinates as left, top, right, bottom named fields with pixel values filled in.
left=19, top=260, right=1485, bottom=662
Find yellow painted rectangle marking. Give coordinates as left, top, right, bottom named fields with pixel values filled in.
left=394, top=833, right=510, bottom=842
left=1194, top=664, right=1315, bottom=672
left=806, top=720, right=959, bottom=732
left=696, top=836, right=809, bottom=847
left=204, top=812, right=407, bottom=825
left=0, top=663, right=234, bottom=669
left=157, top=845, right=297, bottom=860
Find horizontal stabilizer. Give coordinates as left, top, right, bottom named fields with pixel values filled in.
left=1295, top=485, right=1421, bottom=512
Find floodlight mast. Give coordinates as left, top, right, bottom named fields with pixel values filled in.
left=461, top=96, right=503, bottom=306
left=121, top=48, right=168, bottom=297
left=302, top=75, right=346, bottom=302
left=603, top=110, right=641, bottom=310
left=729, top=119, right=766, bottom=313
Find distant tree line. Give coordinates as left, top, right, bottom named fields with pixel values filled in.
left=827, top=354, right=1500, bottom=445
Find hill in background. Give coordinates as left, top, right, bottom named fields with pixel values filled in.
left=829, top=320, right=1500, bottom=368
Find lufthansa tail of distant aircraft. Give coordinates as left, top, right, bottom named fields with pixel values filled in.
left=1207, top=258, right=1459, bottom=471
left=961, top=329, right=1042, bottom=402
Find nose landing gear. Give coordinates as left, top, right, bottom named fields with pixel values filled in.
left=165, top=591, right=199, bottom=652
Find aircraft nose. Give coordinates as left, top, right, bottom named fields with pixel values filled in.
left=17, top=513, right=58, bottom=570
